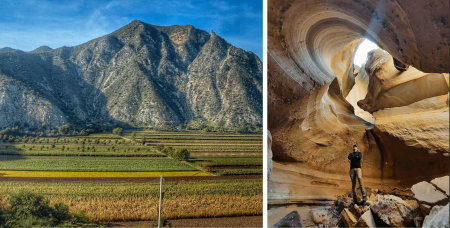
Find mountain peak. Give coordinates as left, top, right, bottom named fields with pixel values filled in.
left=0, top=21, right=262, bottom=131
left=31, top=46, right=53, bottom=53
left=0, top=47, right=16, bottom=52
left=130, top=19, right=145, bottom=25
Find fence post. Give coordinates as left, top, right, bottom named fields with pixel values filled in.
left=158, top=175, right=165, bottom=228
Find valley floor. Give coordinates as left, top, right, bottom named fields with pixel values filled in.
left=0, top=130, right=263, bottom=226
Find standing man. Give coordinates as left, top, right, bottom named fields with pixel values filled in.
left=348, top=144, right=366, bottom=203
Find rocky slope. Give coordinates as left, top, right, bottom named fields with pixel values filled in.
left=271, top=176, right=449, bottom=227
left=0, top=20, right=262, bottom=132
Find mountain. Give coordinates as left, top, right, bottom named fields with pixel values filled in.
left=0, top=20, right=262, bottom=134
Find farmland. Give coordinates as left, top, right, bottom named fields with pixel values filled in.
left=0, top=130, right=262, bottom=226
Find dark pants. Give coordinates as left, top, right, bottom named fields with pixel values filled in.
left=349, top=168, right=366, bottom=200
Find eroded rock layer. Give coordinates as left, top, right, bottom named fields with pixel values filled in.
left=268, top=0, right=449, bottom=206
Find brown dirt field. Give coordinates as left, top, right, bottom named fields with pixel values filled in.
left=0, top=175, right=262, bottom=183
left=210, top=166, right=263, bottom=171
left=108, top=216, right=263, bottom=227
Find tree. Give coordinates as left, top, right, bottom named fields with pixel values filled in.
left=5, top=192, right=88, bottom=227
left=58, top=123, right=72, bottom=135
left=161, top=146, right=174, bottom=156
left=155, top=145, right=164, bottom=151
left=112, top=127, right=123, bottom=136
left=172, top=148, right=190, bottom=161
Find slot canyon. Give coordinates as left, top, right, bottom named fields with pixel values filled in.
left=267, top=0, right=449, bottom=227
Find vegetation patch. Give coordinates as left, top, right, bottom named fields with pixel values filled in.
left=0, top=180, right=263, bottom=222
left=0, top=157, right=196, bottom=172
left=0, top=171, right=210, bottom=178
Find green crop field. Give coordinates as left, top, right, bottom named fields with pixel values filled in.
left=0, top=150, right=165, bottom=157
left=201, top=160, right=262, bottom=167
left=0, top=156, right=196, bottom=172
left=0, top=130, right=263, bottom=223
left=214, top=170, right=263, bottom=176
left=0, top=179, right=262, bottom=198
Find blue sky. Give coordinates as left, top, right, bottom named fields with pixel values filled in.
left=353, top=39, right=379, bottom=67
left=0, top=0, right=262, bottom=58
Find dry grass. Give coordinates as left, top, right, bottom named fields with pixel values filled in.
left=48, top=195, right=261, bottom=222
left=0, top=180, right=262, bottom=222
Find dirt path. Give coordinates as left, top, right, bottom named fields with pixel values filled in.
left=109, top=216, right=263, bottom=227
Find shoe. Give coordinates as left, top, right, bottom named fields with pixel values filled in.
left=362, top=195, right=367, bottom=202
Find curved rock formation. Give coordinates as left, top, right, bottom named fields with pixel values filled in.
left=268, top=0, right=450, bottom=213
left=267, top=130, right=273, bottom=177
left=345, top=64, right=375, bottom=123
left=358, top=50, right=449, bottom=113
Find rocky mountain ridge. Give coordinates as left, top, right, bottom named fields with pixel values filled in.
left=0, top=20, right=262, bottom=133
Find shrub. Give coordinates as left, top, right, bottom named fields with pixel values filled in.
left=156, top=145, right=165, bottom=152
left=112, top=127, right=123, bottom=136
left=172, top=148, right=190, bottom=161
left=52, top=203, right=72, bottom=224
left=71, top=210, right=89, bottom=223
left=161, top=147, right=174, bottom=156
left=4, top=192, right=90, bottom=227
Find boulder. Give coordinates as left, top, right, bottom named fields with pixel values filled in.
left=270, top=210, right=304, bottom=228
left=335, top=194, right=354, bottom=211
left=310, top=209, right=328, bottom=225
left=349, top=204, right=362, bottom=218
left=414, top=217, right=424, bottom=227
left=411, top=181, right=448, bottom=209
left=419, top=203, right=432, bottom=216
left=423, top=203, right=449, bottom=228
left=367, top=193, right=376, bottom=205
left=340, top=208, right=357, bottom=227
left=431, top=176, right=449, bottom=196
left=370, top=195, right=422, bottom=227
left=355, top=210, right=376, bottom=228
left=361, top=206, right=370, bottom=213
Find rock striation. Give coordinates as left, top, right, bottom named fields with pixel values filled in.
left=0, top=20, right=262, bottom=132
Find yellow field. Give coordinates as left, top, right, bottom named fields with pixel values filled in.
left=0, top=171, right=211, bottom=178
left=0, top=180, right=263, bottom=222
left=0, top=195, right=262, bottom=222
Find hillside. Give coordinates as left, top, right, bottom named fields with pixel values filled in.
left=0, top=20, right=262, bottom=134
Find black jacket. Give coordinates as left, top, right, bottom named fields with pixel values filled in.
left=348, top=152, right=362, bottom=169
